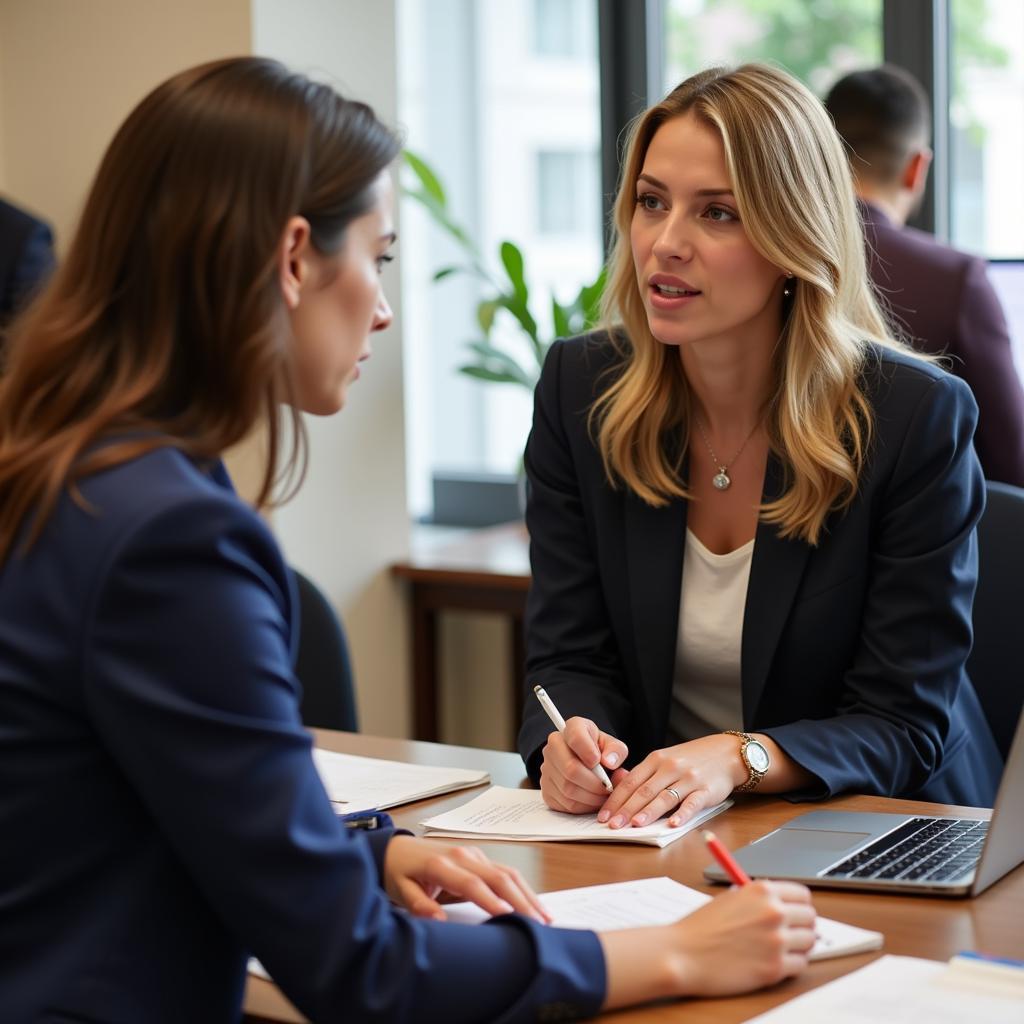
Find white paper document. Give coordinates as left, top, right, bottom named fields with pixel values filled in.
left=443, top=876, right=882, bottom=961
left=742, top=954, right=1024, bottom=1024
left=419, top=785, right=730, bottom=847
left=311, top=748, right=489, bottom=811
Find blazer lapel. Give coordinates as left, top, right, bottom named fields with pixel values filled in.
left=624, top=487, right=687, bottom=744
left=742, top=455, right=811, bottom=723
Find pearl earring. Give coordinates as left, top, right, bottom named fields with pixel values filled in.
left=783, top=274, right=795, bottom=299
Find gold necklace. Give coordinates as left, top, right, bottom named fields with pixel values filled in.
left=695, top=418, right=759, bottom=491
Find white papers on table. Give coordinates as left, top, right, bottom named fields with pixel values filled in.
left=311, top=748, right=489, bottom=811
left=419, top=786, right=730, bottom=847
left=742, top=954, right=1024, bottom=1023
left=443, top=876, right=882, bottom=961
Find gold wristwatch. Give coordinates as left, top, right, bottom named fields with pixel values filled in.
left=724, top=731, right=770, bottom=792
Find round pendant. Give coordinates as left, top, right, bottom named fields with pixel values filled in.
left=712, top=471, right=731, bottom=491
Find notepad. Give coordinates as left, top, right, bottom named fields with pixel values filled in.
left=419, top=785, right=730, bottom=847
left=742, top=953, right=1024, bottom=1023
left=311, top=748, right=489, bottom=811
left=443, top=876, right=882, bottom=961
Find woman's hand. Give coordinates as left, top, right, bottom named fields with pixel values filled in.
left=598, top=734, right=745, bottom=829
left=383, top=834, right=551, bottom=924
left=600, top=880, right=816, bottom=1009
left=538, top=716, right=629, bottom=814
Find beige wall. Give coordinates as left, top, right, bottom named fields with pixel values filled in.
left=253, top=0, right=413, bottom=739
left=0, top=0, right=251, bottom=244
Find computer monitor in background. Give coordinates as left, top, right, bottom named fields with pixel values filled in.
left=987, top=260, right=1024, bottom=384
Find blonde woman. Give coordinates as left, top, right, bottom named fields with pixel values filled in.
left=518, top=64, right=1002, bottom=831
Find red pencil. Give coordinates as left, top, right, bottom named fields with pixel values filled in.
left=703, top=830, right=752, bottom=886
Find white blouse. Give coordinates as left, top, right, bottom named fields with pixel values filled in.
left=669, top=528, right=753, bottom=743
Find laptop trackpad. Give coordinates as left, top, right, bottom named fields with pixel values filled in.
left=725, top=825, right=876, bottom=878
left=763, top=828, right=873, bottom=853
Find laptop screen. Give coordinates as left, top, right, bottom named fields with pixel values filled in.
left=987, top=259, right=1024, bottom=384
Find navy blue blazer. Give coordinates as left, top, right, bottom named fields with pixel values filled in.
left=518, top=333, right=1003, bottom=808
left=0, top=446, right=603, bottom=1023
left=0, top=196, right=55, bottom=327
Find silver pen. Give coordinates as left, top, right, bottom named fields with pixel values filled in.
left=533, top=684, right=614, bottom=792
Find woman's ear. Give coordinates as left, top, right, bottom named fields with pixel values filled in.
left=278, top=216, right=312, bottom=311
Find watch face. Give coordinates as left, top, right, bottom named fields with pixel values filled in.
left=747, top=740, right=770, bottom=773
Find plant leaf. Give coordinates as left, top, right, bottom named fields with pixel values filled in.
left=477, top=299, right=500, bottom=334
left=404, top=189, right=476, bottom=251
left=403, top=150, right=446, bottom=207
left=432, top=266, right=464, bottom=282
left=497, top=294, right=540, bottom=351
left=500, top=241, right=528, bottom=303
left=463, top=343, right=535, bottom=387
left=578, top=266, right=607, bottom=327
left=552, top=296, right=572, bottom=339
left=459, top=365, right=533, bottom=386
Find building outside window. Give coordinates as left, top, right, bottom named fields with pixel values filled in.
left=398, top=0, right=601, bottom=521
left=950, top=0, right=1024, bottom=259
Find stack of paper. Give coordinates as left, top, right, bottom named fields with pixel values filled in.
left=443, top=876, right=883, bottom=961
left=419, top=785, right=730, bottom=847
left=743, top=953, right=1024, bottom=1023
left=311, top=748, right=489, bottom=811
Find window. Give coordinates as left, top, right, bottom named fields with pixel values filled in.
left=950, top=0, right=1024, bottom=258
left=537, top=150, right=599, bottom=234
left=661, top=0, right=882, bottom=96
left=533, top=0, right=588, bottom=58
left=398, top=0, right=601, bottom=520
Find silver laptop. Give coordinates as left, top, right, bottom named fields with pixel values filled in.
left=704, top=712, right=1024, bottom=896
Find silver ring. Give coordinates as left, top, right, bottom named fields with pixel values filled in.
left=665, top=787, right=681, bottom=804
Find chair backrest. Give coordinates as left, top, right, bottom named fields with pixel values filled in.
left=292, top=568, right=359, bottom=732
left=967, top=481, right=1024, bottom=761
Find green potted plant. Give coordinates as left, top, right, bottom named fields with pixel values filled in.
left=402, top=151, right=606, bottom=392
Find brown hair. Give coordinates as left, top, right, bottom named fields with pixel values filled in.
left=0, top=57, right=400, bottom=563
left=595, top=63, right=921, bottom=545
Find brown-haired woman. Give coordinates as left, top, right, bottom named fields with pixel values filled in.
left=0, top=57, right=816, bottom=1023
left=519, top=64, right=1001, bottom=830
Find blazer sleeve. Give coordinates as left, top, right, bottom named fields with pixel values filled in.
left=2, top=217, right=55, bottom=322
left=83, top=496, right=605, bottom=1024
left=954, top=257, right=1024, bottom=488
left=519, top=340, right=636, bottom=781
left=763, top=372, right=985, bottom=799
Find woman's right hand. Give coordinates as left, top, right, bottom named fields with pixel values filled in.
left=599, top=880, right=816, bottom=1009
left=538, top=717, right=629, bottom=814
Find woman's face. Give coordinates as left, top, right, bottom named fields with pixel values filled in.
left=288, top=171, right=395, bottom=415
left=629, top=113, right=786, bottom=352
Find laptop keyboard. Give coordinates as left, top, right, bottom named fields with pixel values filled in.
left=823, top=817, right=988, bottom=883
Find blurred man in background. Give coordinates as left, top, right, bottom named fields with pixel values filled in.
left=826, top=65, right=1024, bottom=487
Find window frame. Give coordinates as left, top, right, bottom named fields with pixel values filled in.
left=598, top=0, right=954, bottom=246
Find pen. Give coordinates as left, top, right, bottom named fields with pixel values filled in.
left=703, top=830, right=752, bottom=885
left=533, top=684, right=613, bottom=792
left=338, top=809, right=394, bottom=831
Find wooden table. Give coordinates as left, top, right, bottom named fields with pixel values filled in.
left=391, top=521, right=530, bottom=743
left=244, top=732, right=1023, bottom=1024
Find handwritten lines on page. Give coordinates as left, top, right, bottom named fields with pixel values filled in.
left=419, top=785, right=730, bottom=847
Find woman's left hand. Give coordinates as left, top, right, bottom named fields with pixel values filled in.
left=597, top=734, right=746, bottom=829
left=383, top=834, right=552, bottom=923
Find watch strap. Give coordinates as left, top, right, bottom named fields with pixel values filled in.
left=724, top=730, right=768, bottom=793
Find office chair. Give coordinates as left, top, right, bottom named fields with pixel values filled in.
left=292, top=568, right=359, bottom=732
left=967, top=480, right=1024, bottom=761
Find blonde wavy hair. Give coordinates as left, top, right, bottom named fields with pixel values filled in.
left=595, top=63, right=919, bottom=545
